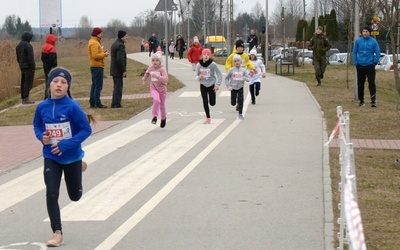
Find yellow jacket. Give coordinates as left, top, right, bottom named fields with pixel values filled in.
left=88, top=36, right=107, bottom=68
left=224, top=46, right=255, bottom=72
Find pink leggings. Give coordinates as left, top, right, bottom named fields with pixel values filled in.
left=150, top=86, right=167, bottom=120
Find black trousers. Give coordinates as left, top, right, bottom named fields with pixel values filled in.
left=249, top=82, right=260, bottom=102
left=231, top=87, right=244, bottom=114
left=356, top=64, right=376, bottom=103
left=200, top=84, right=216, bottom=118
left=111, top=76, right=124, bottom=107
left=44, top=158, right=82, bottom=232
left=20, top=69, right=35, bottom=99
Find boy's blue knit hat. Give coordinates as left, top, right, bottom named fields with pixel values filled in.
left=48, top=68, right=72, bottom=88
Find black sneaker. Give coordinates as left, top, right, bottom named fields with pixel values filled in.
left=96, top=104, right=108, bottom=108
left=151, top=117, right=157, bottom=124
left=22, top=98, right=35, bottom=104
left=255, top=90, right=260, bottom=96
left=251, top=100, right=255, bottom=105
left=371, top=102, right=376, bottom=108
left=359, top=101, right=365, bottom=107
left=160, top=118, right=166, bottom=128
left=320, top=73, right=324, bottom=79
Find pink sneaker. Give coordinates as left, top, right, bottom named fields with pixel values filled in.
left=47, top=230, right=63, bottom=247
left=204, top=118, right=211, bottom=124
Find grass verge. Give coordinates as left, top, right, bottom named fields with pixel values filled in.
left=0, top=56, right=184, bottom=126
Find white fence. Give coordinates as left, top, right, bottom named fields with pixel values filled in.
left=325, top=106, right=367, bottom=250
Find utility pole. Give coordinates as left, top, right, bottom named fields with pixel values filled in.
left=314, top=0, right=318, bottom=30
left=187, top=0, right=191, bottom=43
left=281, top=7, right=285, bottom=47
left=353, top=0, right=360, bottom=101
left=265, top=0, right=269, bottom=69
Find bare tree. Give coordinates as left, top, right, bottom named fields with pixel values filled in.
left=76, top=16, right=93, bottom=39
left=106, top=19, right=127, bottom=38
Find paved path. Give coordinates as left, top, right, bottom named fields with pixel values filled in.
left=1, top=104, right=396, bottom=175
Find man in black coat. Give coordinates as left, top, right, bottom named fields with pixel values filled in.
left=148, top=33, right=158, bottom=57
left=110, top=30, right=128, bottom=108
left=16, top=31, right=35, bottom=104
left=247, top=29, right=258, bottom=51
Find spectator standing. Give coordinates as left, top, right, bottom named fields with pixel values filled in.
left=309, top=26, right=331, bottom=86
left=187, top=36, right=203, bottom=71
left=169, top=41, right=175, bottom=59
left=110, top=30, right=128, bottom=108
left=352, top=26, right=381, bottom=107
left=41, top=34, right=70, bottom=99
left=16, top=31, right=35, bottom=104
left=140, top=39, right=145, bottom=52
left=175, top=35, right=186, bottom=59
left=148, top=33, right=158, bottom=57
left=247, top=29, right=258, bottom=51
left=88, top=27, right=109, bottom=108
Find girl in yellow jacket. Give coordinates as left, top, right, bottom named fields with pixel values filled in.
left=224, top=39, right=256, bottom=73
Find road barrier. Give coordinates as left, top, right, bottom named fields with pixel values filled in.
left=325, top=106, right=367, bottom=250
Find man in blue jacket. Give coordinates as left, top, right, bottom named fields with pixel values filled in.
left=352, top=26, right=380, bottom=107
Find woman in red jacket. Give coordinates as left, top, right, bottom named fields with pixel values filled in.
left=41, top=34, right=58, bottom=99
left=187, top=36, right=203, bottom=71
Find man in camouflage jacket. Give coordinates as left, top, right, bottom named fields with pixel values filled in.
left=309, top=26, right=331, bottom=86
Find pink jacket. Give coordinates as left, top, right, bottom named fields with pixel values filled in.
left=142, top=65, right=168, bottom=92
left=187, top=44, right=203, bottom=63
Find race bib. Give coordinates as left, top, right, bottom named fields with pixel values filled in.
left=233, top=72, right=244, bottom=81
left=45, top=122, right=72, bottom=144
left=150, top=71, right=160, bottom=81
left=200, top=68, right=211, bottom=78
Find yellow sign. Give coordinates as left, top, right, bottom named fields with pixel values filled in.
left=372, top=31, right=379, bottom=36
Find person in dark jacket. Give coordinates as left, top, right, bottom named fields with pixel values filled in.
left=309, top=26, right=331, bottom=86
left=175, top=35, right=186, bottom=59
left=110, top=30, right=128, bottom=108
left=16, top=31, right=36, bottom=104
left=247, top=29, right=258, bottom=51
left=41, top=34, right=60, bottom=99
left=148, top=33, right=158, bottom=57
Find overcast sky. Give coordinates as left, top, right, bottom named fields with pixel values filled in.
left=0, top=0, right=287, bottom=28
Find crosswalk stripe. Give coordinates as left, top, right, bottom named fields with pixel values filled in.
left=0, top=119, right=157, bottom=213
left=179, top=91, right=231, bottom=97
left=95, top=118, right=239, bottom=249
left=58, top=119, right=224, bottom=221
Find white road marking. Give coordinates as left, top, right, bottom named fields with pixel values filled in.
left=95, top=117, right=244, bottom=250
left=179, top=91, right=200, bottom=97
left=178, top=91, right=231, bottom=97
left=0, top=120, right=157, bottom=213
left=58, top=119, right=223, bottom=221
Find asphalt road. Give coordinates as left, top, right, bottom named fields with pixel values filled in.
left=0, top=52, right=333, bottom=250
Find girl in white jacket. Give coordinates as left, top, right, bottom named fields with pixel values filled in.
left=248, top=49, right=266, bottom=104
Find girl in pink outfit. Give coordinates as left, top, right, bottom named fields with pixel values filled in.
left=142, top=52, right=169, bottom=128
left=187, top=36, right=203, bottom=71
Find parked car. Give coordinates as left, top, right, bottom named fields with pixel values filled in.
left=375, top=54, right=400, bottom=71
left=328, top=53, right=348, bottom=65
left=326, top=48, right=340, bottom=61
left=214, top=49, right=228, bottom=57
left=296, top=50, right=313, bottom=64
